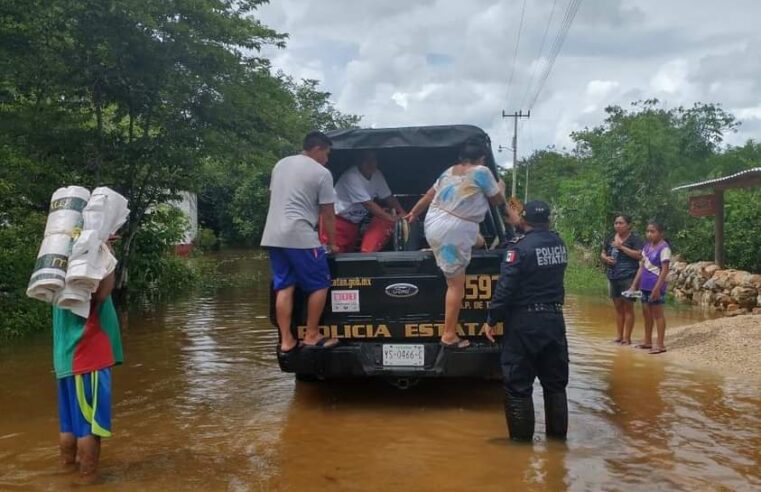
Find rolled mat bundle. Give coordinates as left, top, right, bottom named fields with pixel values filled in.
left=59, top=187, right=130, bottom=317
left=26, top=186, right=91, bottom=303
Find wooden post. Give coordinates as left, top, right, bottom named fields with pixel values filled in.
left=714, top=189, right=725, bottom=268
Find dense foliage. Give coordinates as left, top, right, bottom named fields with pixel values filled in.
left=0, top=0, right=358, bottom=337
left=507, top=100, right=761, bottom=272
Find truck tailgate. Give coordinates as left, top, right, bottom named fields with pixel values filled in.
left=283, top=250, right=506, bottom=341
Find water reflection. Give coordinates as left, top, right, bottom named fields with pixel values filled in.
left=274, top=379, right=571, bottom=491
left=606, top=348, right=676, bottom=486
left=0, top=251, right=758, bottom=491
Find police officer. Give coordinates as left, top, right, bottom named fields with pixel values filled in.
left=484, top=200, right=569, bottom=442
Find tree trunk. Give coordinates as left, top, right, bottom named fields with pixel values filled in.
left=114, top=204, right=147, bottom=305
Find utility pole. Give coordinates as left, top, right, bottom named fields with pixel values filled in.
left=501, top=110, right=530, bottom=197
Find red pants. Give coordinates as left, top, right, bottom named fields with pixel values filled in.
left=320, top=215, right=394, bottom=253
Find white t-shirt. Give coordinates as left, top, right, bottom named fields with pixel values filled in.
left=260, top=154, right=336, bottom=249
left=334, top=166, right=393, bottom=224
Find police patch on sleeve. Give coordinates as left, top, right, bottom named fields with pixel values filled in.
left=505, top=250, right=518, bottom=264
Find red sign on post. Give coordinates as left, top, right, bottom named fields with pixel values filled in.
left=689, top=194, right=717, bottom=217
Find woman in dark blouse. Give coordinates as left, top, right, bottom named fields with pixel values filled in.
left=601, top=215, right=644, bottom=345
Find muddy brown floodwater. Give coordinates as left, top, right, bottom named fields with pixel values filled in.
left=1, top=251, right=760, bottom=491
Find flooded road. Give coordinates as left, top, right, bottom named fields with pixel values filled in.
left=1, top=251, right=760, bottom=491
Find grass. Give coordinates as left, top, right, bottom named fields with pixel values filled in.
left=565, top=253, right=608, bottom=297
left=187, top=251, right=267, bottom=291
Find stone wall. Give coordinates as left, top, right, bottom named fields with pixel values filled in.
left=668, top=261, right=761, bottom=316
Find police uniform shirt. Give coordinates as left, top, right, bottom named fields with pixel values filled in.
left=487, top=227, right=568, bottom=326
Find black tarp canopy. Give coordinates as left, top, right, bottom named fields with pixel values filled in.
left=326, top=125, right=498, bottom=196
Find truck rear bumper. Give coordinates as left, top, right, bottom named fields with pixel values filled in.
left=277, top=342, right=502, bottom=379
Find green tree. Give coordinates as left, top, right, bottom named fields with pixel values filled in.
left=563, top=100, right=737, bottom=241
left=2, top=0, right=290, bottom=290
left=511, top=148, right=581, bottom=203
left=196, top=76, right=361, bottom=245
left=523, top=100, right=760, bottom=272
left=0, top=0, right=361, bottom=336
left=288, top=77, right=362, bottom=131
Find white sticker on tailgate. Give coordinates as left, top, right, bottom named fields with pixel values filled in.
left=331, top=290, right=360, bottom=312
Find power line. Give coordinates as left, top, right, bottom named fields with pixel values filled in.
left=527, top=0, right=583, bottom=110
left=504, top=0, right=528, bottom=109
left=527, top=0, right=581, bottom=110
left=528, top=0, right=576, bottom=107
left=519, top=0, right=559, bottom=110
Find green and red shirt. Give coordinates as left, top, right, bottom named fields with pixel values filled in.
left=52, top=297, right=124, bottom=379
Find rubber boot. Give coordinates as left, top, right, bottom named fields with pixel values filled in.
left=543, top=390, right=568, bottom=440
left=504, top=389, right=535, bottom=442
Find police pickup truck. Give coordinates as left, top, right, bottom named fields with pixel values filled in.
left=272, top=125, right=510, bottom=386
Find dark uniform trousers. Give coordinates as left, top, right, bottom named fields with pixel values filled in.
left=501, top=310, right=569, bottom=398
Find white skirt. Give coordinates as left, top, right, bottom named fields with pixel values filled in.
left=424, top=207, right=479, bottom=278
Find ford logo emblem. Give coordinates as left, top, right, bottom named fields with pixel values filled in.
left=385, top=283, right=419, bottom=298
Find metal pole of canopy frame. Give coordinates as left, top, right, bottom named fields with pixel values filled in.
left=714, top=188, right=725, bottom=268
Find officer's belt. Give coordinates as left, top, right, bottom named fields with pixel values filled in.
left=513, top=303, right=564, bottom=313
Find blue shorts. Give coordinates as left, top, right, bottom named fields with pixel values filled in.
left=641, top=290, right=666, bottom=305
left=57, top=369, right=112, bottom=438
left=268, top=247, right=331, bottom=294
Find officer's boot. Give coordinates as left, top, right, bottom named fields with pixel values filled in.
left=543, top=390, right=568, bottom=440
left=504, top=388, right=535, bottom=442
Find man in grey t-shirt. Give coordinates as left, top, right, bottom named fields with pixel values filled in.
left=261, top=131, right=339, bottom=352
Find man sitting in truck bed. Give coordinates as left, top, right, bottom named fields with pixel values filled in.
left=321, top=151, right=407, bottom=252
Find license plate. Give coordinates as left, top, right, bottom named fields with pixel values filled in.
left=382, top=344, right=424, bottom=367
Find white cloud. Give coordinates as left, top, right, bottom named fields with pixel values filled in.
left=650, top=59, right=689, bottom=94
left=733, top=104, right=761, bottom=121
left=256, top=0, right=761, bottom=154
left=391, top=92, right=408, bottom=110
left=270, top=51, right=325, bottom=83
left=586, top=80, right=620, bottom=99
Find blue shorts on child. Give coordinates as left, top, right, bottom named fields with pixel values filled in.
left=268, top=247, right=331, bottom=293
left=57, top=368, right=112, bottom=438
left=641, top=289, right=666, bottom=305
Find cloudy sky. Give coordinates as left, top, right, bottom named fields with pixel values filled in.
left=257, top=0, right=760, bottom=167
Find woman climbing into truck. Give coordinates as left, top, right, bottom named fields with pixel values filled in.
left=405, top=136, right=506, bottom=348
